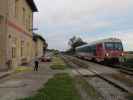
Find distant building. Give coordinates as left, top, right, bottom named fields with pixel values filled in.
left=33, top=33, right=48, bottom=58
left=0, top=0, right=38, bottom=70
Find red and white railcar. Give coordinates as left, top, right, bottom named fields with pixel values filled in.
left=76, top=38, right=124, bottom=63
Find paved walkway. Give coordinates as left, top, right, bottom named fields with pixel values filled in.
left=0, top=62, right=54, bottom=100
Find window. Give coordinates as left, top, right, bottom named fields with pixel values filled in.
left=105, top=42, right=123, bottom=51
left=21, top=41, right=24, bottom=57
left=105, top=43, right=113, bottom=50
left=27, top=42, right=30, bottom=56
left=26, top=15, right=31, bottom=31
left=26, top=17, right=28, bottom=30
left=28, top=15, right=31, bottom=31
left=22, top=8, right=26, bottom=26
left=15, top=0, right=19, bottom=17
left=83, top=46, right=89, bottom=52
left=11, top=37, right=17, bottom=58
left=114, top=43, right=123, bottom=50
left=87, top=46, right=91, bottom=52
left=90, top=45, right=96, bottom=55
left=0, top=16, right=3, bottom=24
left=0, top=16, right=3, bottom=34
left=12, top=47, right=16, bottom=58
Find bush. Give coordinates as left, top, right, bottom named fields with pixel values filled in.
left=50, top=56, right=67, bottom=70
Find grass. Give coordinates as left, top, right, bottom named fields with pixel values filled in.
left=50, top=56, right=67, bottom=70
left=122, top=58, right=133, bottom=68
left=19, top=73, right=81, bottom=100
left=120, top=54, right=133, bottom=68
left=15, top=66, right=32, bottom=73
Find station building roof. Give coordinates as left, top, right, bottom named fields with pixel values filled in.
left=26, top=0, right=38, bottom=12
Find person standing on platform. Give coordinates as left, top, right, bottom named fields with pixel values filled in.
left=34, top=58, right=39, bottom=71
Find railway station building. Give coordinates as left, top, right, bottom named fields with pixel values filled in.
left=0, top=0, right=39, bottom=70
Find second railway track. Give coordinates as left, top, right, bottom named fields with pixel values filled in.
left=112, top=64, right=133, bottom=75
left=61, top=55, right=133, bottom=100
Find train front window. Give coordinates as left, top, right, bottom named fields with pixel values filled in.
left=105, top=42, right=123, bottom=51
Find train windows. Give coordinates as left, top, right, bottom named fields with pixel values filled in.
left=105, top=42, right=123, bottom=51
left=87, top=46, right=91, bottom=52
left=105, top=43, right=114, bottom=50
left=82, top=46, right=88, bottom=52
left=91, top=45, right=96, bottom=55
left=76, top=45, right=96, bottom=55
left=114, top=43, right=123, bottom=51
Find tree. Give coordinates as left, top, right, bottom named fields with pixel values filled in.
left=68, top=36, right=87, bottom=52
left=68, top=36, right=76, bottom=46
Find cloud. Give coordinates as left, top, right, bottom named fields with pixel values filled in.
left=92, top=21, right=112, bottom=29
left=34, top=0, right=133, bottom=51
left=34, top=0, right=133, bottom=22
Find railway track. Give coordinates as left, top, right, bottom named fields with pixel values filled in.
left=61, top=55, right=132, bottom=100
left=72, top=55, right=133, bottom=75
left=112, top=64, right=133, bottom=75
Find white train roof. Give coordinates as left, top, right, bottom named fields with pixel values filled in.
left=76, top=38, right=122, bottom=49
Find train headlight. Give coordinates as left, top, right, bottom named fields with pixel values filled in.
left=106, top=53, right=109, bottom=57
left=121, top=53, right=124, bottom=56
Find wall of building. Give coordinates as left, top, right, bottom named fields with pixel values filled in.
left=35, top=39, right=44, bottom=58
left=6, top=0, right=34, bottom=67
left=0, top=15, right=8, bottom=69
left=0, top=0, right=8, bottom=69
left=0, top=0, right=36, bottom=69
left=31, top=40, right=36, bottom=59
left=0, top=0, right=7, bottom=16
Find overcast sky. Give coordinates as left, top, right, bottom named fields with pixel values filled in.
left=34, top=0, right=133, bottom=51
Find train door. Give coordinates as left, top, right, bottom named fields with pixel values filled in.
left=96, top=43, right=103, bottom=58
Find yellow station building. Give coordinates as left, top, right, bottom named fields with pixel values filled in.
left=0, top=0, right=46, bottom=70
